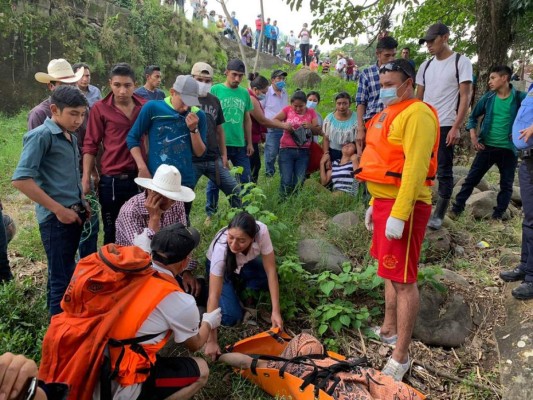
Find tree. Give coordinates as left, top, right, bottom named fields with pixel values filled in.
left=217, top=0, right=248, bottom=74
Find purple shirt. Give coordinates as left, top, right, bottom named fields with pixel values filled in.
left=262, top=85, right=288, bottom=119
left=28, top=98, right=52, bottom=131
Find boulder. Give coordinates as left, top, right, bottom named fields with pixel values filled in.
left=465, top=191, right=497, bottom=219
left=297, top=239, right=348, bottom=273
left=452, top=185, right=480, bottom=200
left=437, top=268, right=469, bottom=288
left=454, top=176, right=491, bottom=192
left=424, top=227, right=452, bottom=261
left=329, top=211, right=359, bottom=231
left=292, top=69, right=322, bottom=89
left=414, top=286, right=473, bottom=347
left=511, top=186, right=522, bottom=206
left=452, top=166, right=470, bottom=185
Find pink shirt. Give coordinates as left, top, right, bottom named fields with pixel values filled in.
left=280, top=106, right=317, bottom=149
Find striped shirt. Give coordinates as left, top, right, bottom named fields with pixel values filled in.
left=331, top=160, right=358, bottom=196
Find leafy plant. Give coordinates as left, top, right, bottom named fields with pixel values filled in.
left=277, top=257, right=317, bottom=320
left=417, top=265, right=447, bottom=293
left=314, top=262, right=383, bottom=298
left=313, top=299, right=380, bottom=337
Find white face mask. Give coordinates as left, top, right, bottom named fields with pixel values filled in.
left=197, top=81, right=212, bottom=97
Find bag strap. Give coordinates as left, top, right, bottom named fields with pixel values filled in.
left=422, top=56, right=434, bottom=87
left=98, top=247, right=152, bottom=273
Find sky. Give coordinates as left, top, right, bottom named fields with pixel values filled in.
left=184, top=0, right=351, bottom=51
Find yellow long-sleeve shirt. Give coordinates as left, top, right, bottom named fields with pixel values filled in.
left=368, top=101, right=438, bottom=221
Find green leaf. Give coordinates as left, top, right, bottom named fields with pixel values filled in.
left=318, top=324, right=328, bottom=335
left=331, top=320, right=342, bottom=332
left=339, top=315, right=351, bottom=326
left=320, top=280, right=335, bottom=296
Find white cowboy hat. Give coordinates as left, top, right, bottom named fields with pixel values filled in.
left=135, top=165, right=196, bottom=203
left=35, top=59, right=84, bottom=84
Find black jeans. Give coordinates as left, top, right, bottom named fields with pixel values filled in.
left=452, top=146, right=517, bottom=217
left=270, top=39, right=277, bottom=55
left=300, top=43, right=310, bottom=66
left=250, top=143, right=261, bottom=183
left=0, top=209, right=12, bottom=282
left=519, top=159, right=533, bottom=282
left=99, top=175, right=139, bottom=244
left=437, top=126, right=455, bottom=200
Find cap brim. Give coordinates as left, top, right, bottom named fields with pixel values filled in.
left=135, top=178, right=196, bottom=202
left=419, top=35, right=436, bottom=45
left=181, top=94, right=201, bottom=107
left=35, top=68, right=84, bottom=84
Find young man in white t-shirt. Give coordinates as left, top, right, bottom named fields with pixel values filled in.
left=416, top=23, right=473, bottom=230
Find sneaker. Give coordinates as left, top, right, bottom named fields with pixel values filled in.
left=500, top=267, right=526, bottom=282
left=511, top=282, right=533, bottom=300
left=371, top=326, right=398, bottom=345
left=382, top=356, right=410, bottom=381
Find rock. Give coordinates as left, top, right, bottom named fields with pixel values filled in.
left=452, top=231, right=472, bottom=246
left=329, top=211, right=359, bottom=231
left=414, top=286, right=473, bottom=347
left=452, top=185, right=480, bottom=200
left=440, top=215, right=456, bottom=230
left=454, top=176, right=491, bottom=192
left=424, top=228, right=452, bottom=261
left=437, top=268, right=470, bottom=288
left=465, top=191, right=497, bottom=219
left=452, top=166, right=470, bottom=185
left=511, top=186, right=522, bottom=206
left=297, top=239, right=348, bottom=273
left=292, top=68, right=322, bottom=89
left=430, top=181, right=439, bottom=203
left=485, top=287, right=500, bottom=294
left=453, top=245, right=465, bottom=257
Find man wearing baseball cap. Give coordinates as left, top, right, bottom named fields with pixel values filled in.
left=190, top=62, right=242, bottom=219
left=28, top=58, right=84, bottom=130
left=263, top=69, right=289, bottom=177
left=206, top=59, right=253, bottom=216
left=127, top=75, right=207, bottom=219
left=416, top=22, right=473, bottom=230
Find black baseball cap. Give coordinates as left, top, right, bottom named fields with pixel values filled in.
left=151, top=223, right=200, bottom=264
left=226, top=59, right=246, bottom=73
left=419, top=23, right=450, bottom=45
left=271, top=69, right=288, bottom=79
left=379, top=59, right=416, bottom=81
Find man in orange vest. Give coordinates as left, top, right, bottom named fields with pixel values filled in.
left=356, top=59, right=439, bottom=381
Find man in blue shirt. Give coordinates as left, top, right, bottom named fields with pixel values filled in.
left=134, top=65, right=166, bottom=101
left=73, top=63, right=102, bottom=108
left=269, top=20, right=280, bottom=56
left=12, top=86, right=89, bottom=316
left=127, top=75, right=207, bottom=219
left=263, top=18, right=271, bottom=53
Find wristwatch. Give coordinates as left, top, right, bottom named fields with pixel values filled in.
left=190, top=128, right=199, bottom=134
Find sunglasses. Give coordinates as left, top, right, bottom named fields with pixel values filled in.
left=379, top=63, right=412, bottom=79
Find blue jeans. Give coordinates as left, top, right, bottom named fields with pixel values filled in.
left=39, top=215, right=84, bottom=315
left=519, top=160, right=533, bottom=282
left=437, top=126, right=455, bottom=200
left=99, top=176, right=139, bottom=244
left=78, top=211, right=99, bottom=258
left=452, top=146, right=517, bottom=217
left=264, top=129, right=283, bottom=177
left=193, top=158, right=242, bottom=217
left=206, top=257, right=268, bottom=326
left=0, top=209, right=12, bottom=282
left=206, top=146, right=251, bottom=215
left=278, top=147, right=309, bottom=197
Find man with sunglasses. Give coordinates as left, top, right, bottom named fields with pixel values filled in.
left=356, top=59, right=439, bottom=382
left=189, top=62, right=241, bottom=218
left=416, top=23, right=473, bottom=230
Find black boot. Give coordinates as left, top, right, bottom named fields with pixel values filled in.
left=427, top=197, right=450, bottom=230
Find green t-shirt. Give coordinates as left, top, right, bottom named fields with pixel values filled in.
left=485, top=94, right=513, bottom=150
left=210, top=83, right=253, bottom=147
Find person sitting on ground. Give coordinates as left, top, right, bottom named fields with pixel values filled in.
left=323, top=92, right=358, bottom=162
left=450, top=65, right=526, bottom=220
left=247, top=73, right=292, bottom=183
left=273, top=90, right=321, bottom=197
left=219, top=333, right=423, bottom=400
left=115, top=164, right=206, bottom=304
left=320, top=141, right=359, bottom=196
left=204, top=212, right=283, bottom=360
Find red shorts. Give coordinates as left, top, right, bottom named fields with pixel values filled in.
left=370, top=199, right=431, bottom=284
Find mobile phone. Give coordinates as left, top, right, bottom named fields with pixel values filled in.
left=16, top=377, right=37, bottom=400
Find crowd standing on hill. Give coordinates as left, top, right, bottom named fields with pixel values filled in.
left=1, top=17, right=533, bottom=400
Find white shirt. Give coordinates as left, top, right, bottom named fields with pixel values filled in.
left=288, top=34, right=296, bottom=46
left=92, top=264, right=199, bottom=400
left=335, top=58, right=347, bottom=72
left=207, top=221, right=274, bottom=276
left=416, top=52, right=473, bottom=127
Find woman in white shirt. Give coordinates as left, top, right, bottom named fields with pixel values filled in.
left=204, top=212, right=283, bottom=360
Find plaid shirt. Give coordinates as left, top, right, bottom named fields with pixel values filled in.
left=115, top=191, right=196, bottom=271
left=356, top=63, right=383, bottom=121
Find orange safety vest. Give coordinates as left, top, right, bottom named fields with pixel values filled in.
left=355, top=98, right=439, bottom=187
left=107, top=274, right=183, bottom=387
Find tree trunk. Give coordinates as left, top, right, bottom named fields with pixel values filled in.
left=253, top=0, right=265, bottom=73
left=218, top=0, right=248, bottom=75
left=474, top=0, right=513, bottom=100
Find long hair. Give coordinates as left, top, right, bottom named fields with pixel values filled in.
left=215, top=212, right=259, bottom=280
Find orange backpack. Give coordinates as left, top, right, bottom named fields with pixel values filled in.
left=38, top=244, right=180, bottom=400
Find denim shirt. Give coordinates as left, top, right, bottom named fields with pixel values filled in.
left=12, top=118, right=83, bottom=223
left=466, top=86, right=526, bottom=149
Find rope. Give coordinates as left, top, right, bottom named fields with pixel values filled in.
left=79, top=193, right=101, bottom=244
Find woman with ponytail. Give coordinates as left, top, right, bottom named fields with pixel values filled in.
left=204, top=211, right=282, bottom=360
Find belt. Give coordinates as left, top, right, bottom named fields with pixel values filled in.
left=519, top=149, right=533, bottom=160
left=102, top=172, right=137, bottom=180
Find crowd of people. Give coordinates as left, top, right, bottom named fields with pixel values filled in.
left=1, top=19, right=533, bottom=400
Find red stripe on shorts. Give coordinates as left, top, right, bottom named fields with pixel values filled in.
left=156, top=376, right=199, bottom=388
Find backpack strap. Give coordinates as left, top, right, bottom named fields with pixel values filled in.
left=422, top=57, right=434, bottom=87
left=455, top=53, right=461, bottom=85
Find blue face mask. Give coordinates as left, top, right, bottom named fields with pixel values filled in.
left=306, top=100, right=318, bottom=109
left=257, top=93, right=266, bottom=100
left=275, top=81, right=286, bottom=90
left=379, top=80, right=408, bottom=106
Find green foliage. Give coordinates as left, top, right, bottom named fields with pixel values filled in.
left=277, top=257, right=316, bottom=319
left=315, top=262, right=383, bottom=298
left=313, top=300, right=380, bottom=337
left=417, top=265, right=447, bottom=293
left=0, top=279, right=48, bottom=361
